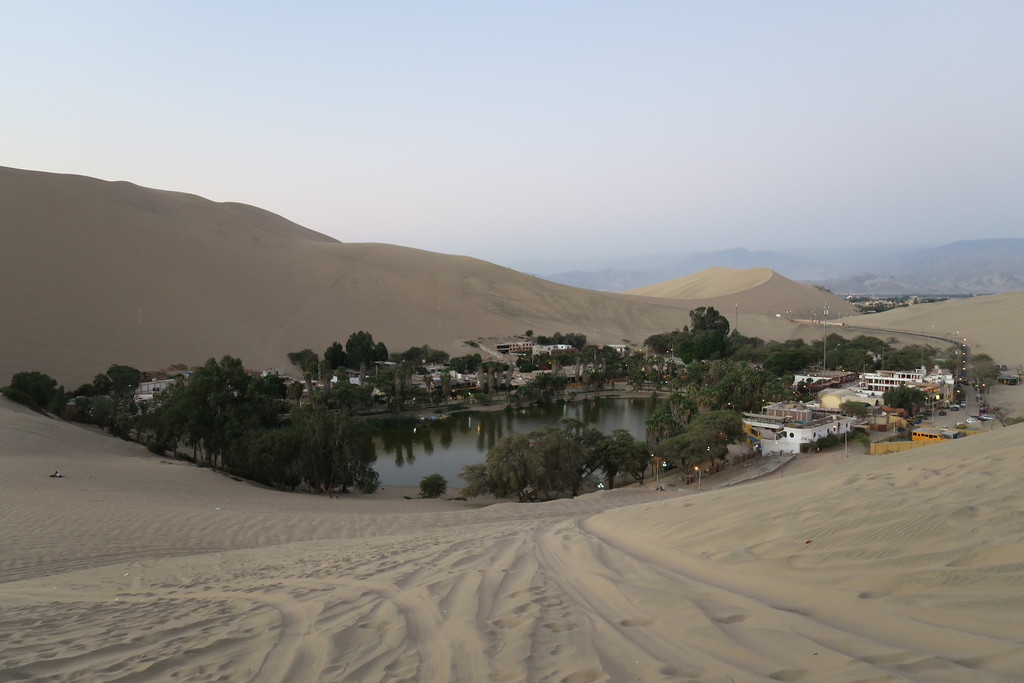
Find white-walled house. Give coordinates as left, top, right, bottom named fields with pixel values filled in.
left=743, top=402, right=857, bottom=455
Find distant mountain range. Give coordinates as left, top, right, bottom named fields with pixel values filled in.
left=541, top=240, right=1024, bottom=295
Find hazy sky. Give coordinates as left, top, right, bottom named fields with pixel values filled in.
left=4, top=2, right=1023, bottom=268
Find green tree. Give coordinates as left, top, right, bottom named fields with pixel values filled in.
left=324, top=342, right=347, bottom=370
left=449, top=354, right=483, bottom=374
left=970, top=353, right=999, bottom=387
left=8, top=371, right=59, bottom=410
left=345, top=331, right=388, bottom=370
left=882, top=385, right=927, bottom=414
left=291, top=404, right=380, bottom=494
left=591, top=428, right=647, bottom=489
left=106, top=364, right=144, bottom=395
left=150, top=356, right=280, bottom=468
left=247, top=427, right=303, bottom=490
left=840, top=400, right=870, bottom=418
left=288, top=349, right=319, bottom=371
left=689, top=306, right=730, bottom=335
left=460, top=427, right=587, bottom=502
left=419, top=473, right=448, bottom=498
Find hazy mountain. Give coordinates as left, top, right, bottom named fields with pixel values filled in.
left=540, top=240, right=1024, bottom=295
left=812, top=239, right=1024, bottom=295
left=541, top=248, right=832, bottom=291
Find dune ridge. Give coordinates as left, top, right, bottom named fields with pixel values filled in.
left=6, top=167, right=847, bottom=387
left=624, top=266, right=858, bottom=318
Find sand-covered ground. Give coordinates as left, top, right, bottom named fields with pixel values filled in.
left=3, top=393, right=1023, bottom=682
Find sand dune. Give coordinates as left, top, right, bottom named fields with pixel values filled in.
left=2, top=396, right=1023, bottom=681
left=2, top=166, right=727, bottom=387
left=848, top=290, right=1024, bottom=372
left=624, top=266, right=858, bottom=319
left=4, top=165, right=1024, bottom=680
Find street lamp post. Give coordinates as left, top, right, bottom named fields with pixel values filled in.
left=694, top=465, right=702, bottom=492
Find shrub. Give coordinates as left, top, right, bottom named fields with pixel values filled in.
left=1, top=386, right=42, bottom=412
left=419, top=473, right=448, bottom=498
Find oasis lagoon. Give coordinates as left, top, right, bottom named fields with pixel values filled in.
left=373, top=396, right=658, bottom=488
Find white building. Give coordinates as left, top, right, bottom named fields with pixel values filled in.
left=134, top=378, right=179, bottom=402
left=743, top=403, right=856, bottom=456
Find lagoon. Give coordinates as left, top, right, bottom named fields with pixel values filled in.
left=373, top=396, right=658, bottom=488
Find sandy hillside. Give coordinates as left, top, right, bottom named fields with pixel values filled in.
left=2, top=394, right=1023, bottom=681
left=623, top=266, right=858, bottom=319
left=1, top=166, right=707, bottom=387
left=846, top=290, right=1024, bottom=371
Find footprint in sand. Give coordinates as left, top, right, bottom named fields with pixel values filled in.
left=618, top=617, right=654, bottom=627
left=542, top=621, right=576, bottom=632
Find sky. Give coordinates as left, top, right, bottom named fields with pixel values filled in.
left=4, top=1, right=1023, bottom=270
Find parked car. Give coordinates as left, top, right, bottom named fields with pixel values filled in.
left=950, top=406, right=959, bottom=411
left=938, top=410, right=947, bottom=416
left=966, top=417, right=979, bottom=424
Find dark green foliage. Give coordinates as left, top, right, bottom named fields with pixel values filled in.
left=882, top=385, right=927, bottom=413
left=511, top=372, right=568, bottom=406
left=588, top=427, right=648, bottom=489
left=149, top=356, right=281, bottom=468
left=323, top=381, right=373, bottom=415
left=290, top=405, right=379, bottom=494
left=246, top=427, right=303, bottom=491
left=840, top=401, right=870, bottom=418
left=970, top=353, right=999, bottom=385
left=535, top=331, right=587, bottom=349
left=393, top=345, right=450, bottom=365
left=689, top=306, right=730, bottom=336
left=643, top=330, right=690, bottom=354
left=449, top=353, right=483, bottom=374
left=653, top=410, right=743, bottom=468
left=105, top=364, right=144, bottom=394
left=460, top=427, right=588, bottom=502
left=9, top=371, right=59, bottom=410
left=763, top=347, right=816, bottom=376
left=419, top=473, right=448, bottom=498
left=288, top=349, right=319, bottom=370
left=1, top=386, right=44, bottom=412
left=324, top=342, right=347, bottom=370
left=344, top=331, right=389, bottom=370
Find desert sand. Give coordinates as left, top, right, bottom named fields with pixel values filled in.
left=3, top=382, right=1024, bottom=681
left=623, top=266, right=858, bottom=319
left=4, top=167, right=859, bottom=388
left=4, top=166, right=1024, bottom=680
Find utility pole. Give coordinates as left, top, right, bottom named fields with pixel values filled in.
left=823, top=304, right=829, bottom=369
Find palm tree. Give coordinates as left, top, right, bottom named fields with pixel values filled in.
left=288, top=381, right=304, bottom=407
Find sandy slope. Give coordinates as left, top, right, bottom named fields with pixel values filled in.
left=2, top=395, right=1023, bottom=681
left=623, top=266, right=858, bottom=319
left=847, top=290, right=1024, bottom=372
left=3, top=168, right=861, bottom=389
left=2, top=166, right=702, bottom=387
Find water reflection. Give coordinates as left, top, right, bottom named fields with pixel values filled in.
left=372, top=396, right=657, bottom=487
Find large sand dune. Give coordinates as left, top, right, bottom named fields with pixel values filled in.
left=624, top=266, right=858, bottom=319
left=2, top=396, right=1022, bottom=681
left=2, top=167, right=703, bottom=386
left=2, top=168, right=864, bottom=389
